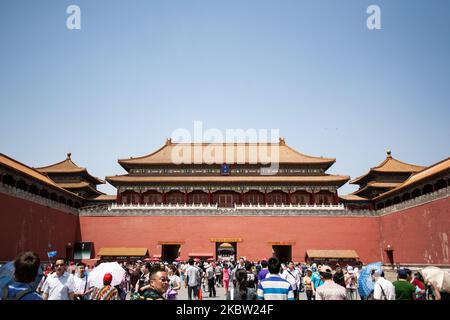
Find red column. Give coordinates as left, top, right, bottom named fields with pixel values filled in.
left=117, top=192, right=122, bottom=204
left=185, top=191, right=188, bottom=204
left=140, top=192, right=144, bottom=204
left=287, top=191, right=291, bottom=205
left=264, top=190, right=268, bottom=204
left=240, top=191, right=244, bottom=204
left=208, top=191, right=212, bottom=205
left=162, top=191, right=166, bottom=204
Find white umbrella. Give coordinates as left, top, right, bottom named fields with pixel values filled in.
left=421, top=266, right=450, bottom=293
left=88, top=262, right=125, bottom=288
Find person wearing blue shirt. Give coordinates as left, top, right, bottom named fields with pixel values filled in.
left=1, top=252, right=43, bottom=300
left=311, top=263, right=324, bottom=299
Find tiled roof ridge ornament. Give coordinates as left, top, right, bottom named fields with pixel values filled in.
left=67, top=152, right=72, bottom=160
left=386, top=149, right=392, bottom=158
left=279, top=137, right=286, bottom=145
left=166, top=138, right=172, bottom=145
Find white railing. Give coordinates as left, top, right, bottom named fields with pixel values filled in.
left=235, top=203, right=345, bottom=210
left=110, top=202, right=219, bottom=210
left=107, top=202, right=344, bottom=210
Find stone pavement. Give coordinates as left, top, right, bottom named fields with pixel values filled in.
left=176, top=282, right=308, bottom=301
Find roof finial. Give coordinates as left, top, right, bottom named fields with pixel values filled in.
left=386, top=149, right=392, bottom=158
left=279, top=137, right=286, bottom=145
left=67, top=152, right=72, bottom=160
left=166, top=138, right=172, bottom=145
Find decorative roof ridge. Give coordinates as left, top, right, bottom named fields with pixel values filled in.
left=0, top=153, right=83, bottom=200
left=374, top=157, right=450, bottom=201
left=35, top=154, right=104, bottom=185
left=350, top=150, right=424, bottom=184
left=118, top=138, right=336, bottom=166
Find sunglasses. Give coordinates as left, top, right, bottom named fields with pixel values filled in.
left=159, top=277, right=169, bottom=282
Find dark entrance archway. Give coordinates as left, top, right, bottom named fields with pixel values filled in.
left=272, top=245, right=292, bottom=263
left=161, top=245, right=180, bottom=262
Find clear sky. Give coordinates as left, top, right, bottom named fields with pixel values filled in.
left=1, top=0, right=449, bottom=195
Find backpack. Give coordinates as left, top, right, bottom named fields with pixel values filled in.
left=2, top=286, right=34, bottom=300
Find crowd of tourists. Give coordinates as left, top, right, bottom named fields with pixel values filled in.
left=0, top=251, right=449, bottom=300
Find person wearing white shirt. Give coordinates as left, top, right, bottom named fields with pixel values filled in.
left=281, top=261, right=301, bottom=300
left=371, top=270, right=395, bottom=300
left=42, top=259, right=75, bottom=300
left=73, top=263, right=93, bottom=300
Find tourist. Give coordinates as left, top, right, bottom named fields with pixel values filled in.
left=311, top=263, right=324, bottom=299
left=180, top=262, right=187, bottom=283
left=223, top=264, right=230, bottom=296
left=206, top=263, right=216, bottom=298
left=315, top=265, right=347, bottom=300
left=420, top=267, right=450, bottom=300
left=227, top=269, right=257, bottom=300
left=344, top=266, right=358, bottom=300
left=141, top=267, right=170, bottom=300
left=303, top=268, right=314, bottom=300
left=258, top=260, right=269, bottom=281
left=93, top=273, right=118, bottom=300
left=393, top=268, right=416, bottom=300
left=42, top=258, right=75, bottom=300
left=214, top=263, right=222, bottom=287
left=245, top=260, right=258, bottom=290
left=333, top=265, right=345, bottom=287
left=237, top=258, right=246, bottom=270
left=411, top=272, right=426, bottom=300
left=135, top=262, right=151, bottom=297
left=185, top=258, right=201, bottom=300
left=257, top=257, right=294, bottom=300
left=371, top=270, right=395, bottom=300
left=73, top=262, right=93, bottom=300
left=281, top=261, right=301, bottom=300
left=166, top=265, right=181, bottom=300
left=1, top=252, right=42, bottom=300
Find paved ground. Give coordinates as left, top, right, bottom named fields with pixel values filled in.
left=178, top=282, right=316, bottom=301
left=175, top=269, right=402, bottom=300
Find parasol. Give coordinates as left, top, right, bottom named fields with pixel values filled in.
left=420, top=266, right=450, bottom=293
left=357, top=262, right=383, bottom=299
left=88, top=262, right=125, bottom=288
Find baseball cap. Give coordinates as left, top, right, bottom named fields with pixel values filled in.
left=397, top=268, right=408, bottom=277
left=319, top=265, right=332, bottom=274
left=103, top=273, right=113, bottom=284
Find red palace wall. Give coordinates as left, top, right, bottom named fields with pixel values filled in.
left=2, top=190, right=449, bottom=265
left=0, top=193, right=80, bottom=262
left=379, top=197, right=450, bottom=265
left=79, top=215, right=382, bottom=263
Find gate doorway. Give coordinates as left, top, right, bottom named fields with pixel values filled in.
left=216, top=242, right=237, bottom=262
left=161, top=245, right=180, bottom=262
left=272, top=245, right=292, bottom=263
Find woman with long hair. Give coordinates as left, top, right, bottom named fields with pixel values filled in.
left=226, top=269, right=257, bottom=300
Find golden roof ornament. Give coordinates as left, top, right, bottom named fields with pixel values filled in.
left=386, top=149, right=392, bottom=158
left=67, top=152, right=72, bottom=160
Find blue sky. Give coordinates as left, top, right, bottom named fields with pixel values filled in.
left=1, top=0, right=449, bottom=195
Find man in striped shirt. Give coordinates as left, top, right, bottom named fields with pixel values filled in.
left=257, top=257, right=294, bottom=300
